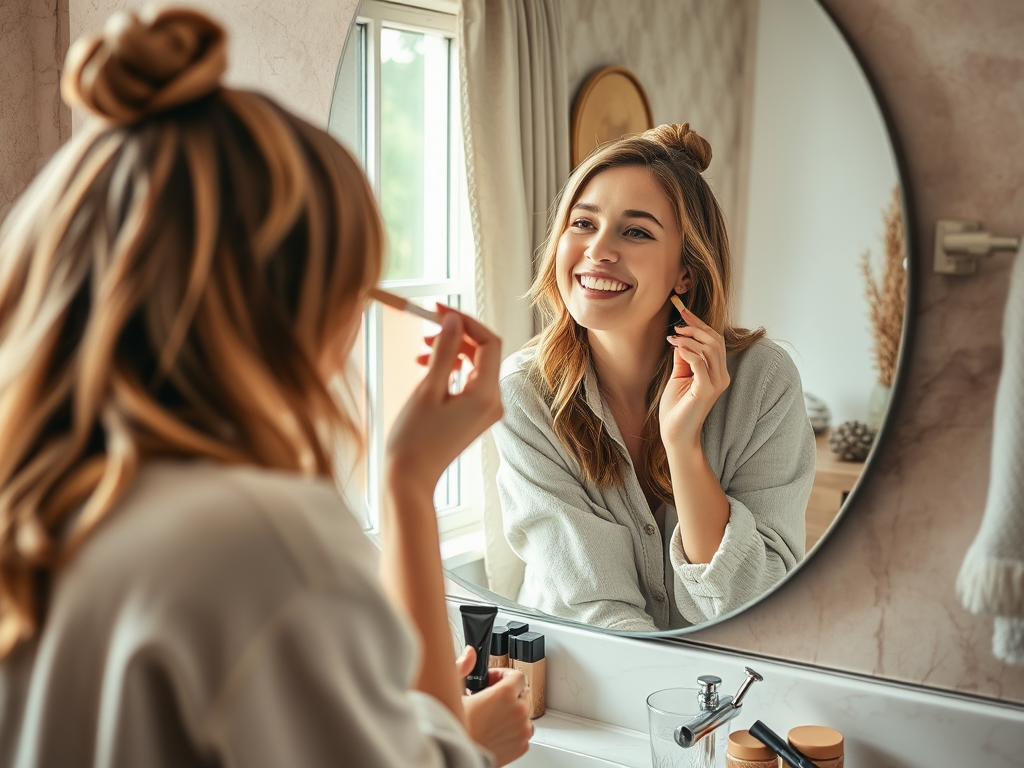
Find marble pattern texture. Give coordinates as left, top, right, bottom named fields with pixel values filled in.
left=69, top=0, right=359, bottom=129
left=0, top=0, right=68, bottom=220
left=686, top=0, right=1024, bottom=706
left=3, top=0, right=1024, bottom=709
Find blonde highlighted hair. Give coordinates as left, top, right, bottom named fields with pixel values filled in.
left=529, top=124, right=763, bottom=502
left=0, top=9, right=382, bottom=657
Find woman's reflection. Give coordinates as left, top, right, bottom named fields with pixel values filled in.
left=492, top=124, right=816, bottom=631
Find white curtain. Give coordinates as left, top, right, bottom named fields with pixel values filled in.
left=459, top=0, right=570, bottom=599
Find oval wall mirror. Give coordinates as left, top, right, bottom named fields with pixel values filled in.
left=329, top=0, right=912, bottom=636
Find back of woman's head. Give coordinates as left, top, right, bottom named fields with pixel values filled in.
left=0, top=7, right=382, bottom=655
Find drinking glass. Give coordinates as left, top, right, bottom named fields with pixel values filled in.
left=646, top=688, right=726, bottom=768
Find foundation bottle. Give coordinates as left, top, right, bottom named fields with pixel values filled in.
left=726, top=729, right=778, bottom=768
left=505, top=621, right=529, bottom=638
left=787, top=725, right=844, bottom=768
left=489, top=625, right=510, bottom=668
left=506, top=621, right=529, bottom=664
left=511, top=632, right=546, bottom=719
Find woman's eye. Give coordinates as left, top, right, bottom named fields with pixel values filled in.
left=624, top=227, right=652, bottom=239
left=571, top=218, right=595, bottom=230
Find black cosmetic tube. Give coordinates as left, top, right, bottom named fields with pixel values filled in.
left=749, top=721, right=818, bottom=768
left=460, top=605, right=497, bottom=693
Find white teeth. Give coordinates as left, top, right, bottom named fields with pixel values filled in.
left=579, top=275, right=629, bottom=292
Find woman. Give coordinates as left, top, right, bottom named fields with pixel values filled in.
left=0, top=8, right=529, bottom=767
left=492, top=124, right=816, bottom=632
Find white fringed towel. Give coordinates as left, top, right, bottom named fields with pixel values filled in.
left=957, top=237, right=1024, bottom=665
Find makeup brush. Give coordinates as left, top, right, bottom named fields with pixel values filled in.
left=668, top=293, right=706, bottom=366
left=670, top=293, right=689, bottom=316
left=368, top=287, right=441, bottom=324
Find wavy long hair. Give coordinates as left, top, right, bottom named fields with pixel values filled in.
left=0, top=9, right=383, bottom=658
left=529, top=124, right=764, bottom=503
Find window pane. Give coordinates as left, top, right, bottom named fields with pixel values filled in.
left=380, top=27, right=450, bottom=282
left=334, top=313, right=370, bottom=528
left=378, top=295, right=461, bottom=511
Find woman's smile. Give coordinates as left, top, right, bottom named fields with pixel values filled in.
left=575, top=271, right=633, bottom=297
left=556, top=165, right=687, bottom=333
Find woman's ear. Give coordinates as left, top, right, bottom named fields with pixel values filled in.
left=674, top=267, right=693, bottom=295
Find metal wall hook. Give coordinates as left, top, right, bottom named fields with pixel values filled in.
left=934, top=219, right=1021, bottom=275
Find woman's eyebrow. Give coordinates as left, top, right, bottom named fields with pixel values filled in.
left=572, top=202, right=664, bottom=229
left=622, top=209, right=663, bottom=229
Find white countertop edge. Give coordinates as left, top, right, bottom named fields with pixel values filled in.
left=528, top=710, right=650, bottom=768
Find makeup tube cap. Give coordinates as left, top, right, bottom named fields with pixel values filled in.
left=490, top=625, right=509, bottom=655
left=512, top=632, right=545, bottom=663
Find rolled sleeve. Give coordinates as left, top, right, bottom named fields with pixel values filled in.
left=668, top=343, right=815, bottom=624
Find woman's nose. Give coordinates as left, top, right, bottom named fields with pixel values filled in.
left=585, top=231, right=619, bottom=263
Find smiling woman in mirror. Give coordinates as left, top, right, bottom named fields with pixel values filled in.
left=493, top=124, right=816, bottom=632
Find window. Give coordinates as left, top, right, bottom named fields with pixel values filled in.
left=329, top=1, right=482, bottom=544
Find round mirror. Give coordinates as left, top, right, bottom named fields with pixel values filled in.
left=329, top=0, right=910, bottom=635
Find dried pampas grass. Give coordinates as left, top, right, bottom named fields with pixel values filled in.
left=860, top=186, right=906, bottom=387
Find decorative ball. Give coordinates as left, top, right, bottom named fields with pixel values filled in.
left=828, top=421, right=875, bottom=462
left=804, top=392, right=831, bottom=433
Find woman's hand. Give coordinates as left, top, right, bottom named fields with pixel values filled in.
left=659, top=306, right=730, bottom=453
left=456, top=647, right=533, bottom=766
left=386, top=305, right=503, bottom=497
left=379, top=307, right=501, bottom=721
left=658, top=306, right=732, bottom=562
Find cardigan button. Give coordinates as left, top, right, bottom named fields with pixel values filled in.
left=644, top=524, right=657, bottom=535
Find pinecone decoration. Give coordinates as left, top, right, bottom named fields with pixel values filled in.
left=828, top=421, right=875, bottom=462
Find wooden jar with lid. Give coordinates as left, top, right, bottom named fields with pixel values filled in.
left=788, top=725, right=845, bottom=767
left=726, top=730, right=777, bottom=768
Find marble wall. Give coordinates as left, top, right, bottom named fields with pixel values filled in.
left=3, top=0, right=1023, bottom=707
left=68, top=0, right=359, bottom=127
left=0, top=0, right=68, bottom=220
left=684, top=0, right=1024, bottom=705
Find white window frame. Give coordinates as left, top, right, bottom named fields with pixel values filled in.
left=337, top=0, right=483, bottom=543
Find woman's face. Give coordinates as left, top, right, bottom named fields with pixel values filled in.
left=555, top=165, right=690, bottom=337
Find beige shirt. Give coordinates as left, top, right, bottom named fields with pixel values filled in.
left=494, top=339, right=816, bottom=632
left=0, top=461, right=491, bottom=768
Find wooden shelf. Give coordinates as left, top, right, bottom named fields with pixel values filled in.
left=806, top=429, right=865, bottom=551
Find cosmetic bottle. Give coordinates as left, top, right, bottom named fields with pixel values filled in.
left=505, top=621, right=529, bottom=662
left=489, top=625, right=510, bottom=668
left=506, top=621, right=529, bottom=637
left=726, top=729, right=778, bottom=768
left=511, top=632, right=546, bottom=719
left=787, top=726, right=844, bottom=768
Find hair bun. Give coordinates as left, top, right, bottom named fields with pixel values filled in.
left=644, top=123, right=712, bottom=173
left=61, top=7, right=227, bottom=124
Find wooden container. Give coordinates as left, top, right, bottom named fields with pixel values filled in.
left=726, top=729, right=778, bottom=768
left=788, top=725, right=844, bottom=768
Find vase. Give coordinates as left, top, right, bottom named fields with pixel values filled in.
left=866, top=382, right=892, bottom=433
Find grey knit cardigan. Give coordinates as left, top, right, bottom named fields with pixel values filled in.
left=492, top=338, right=816, bottom=632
